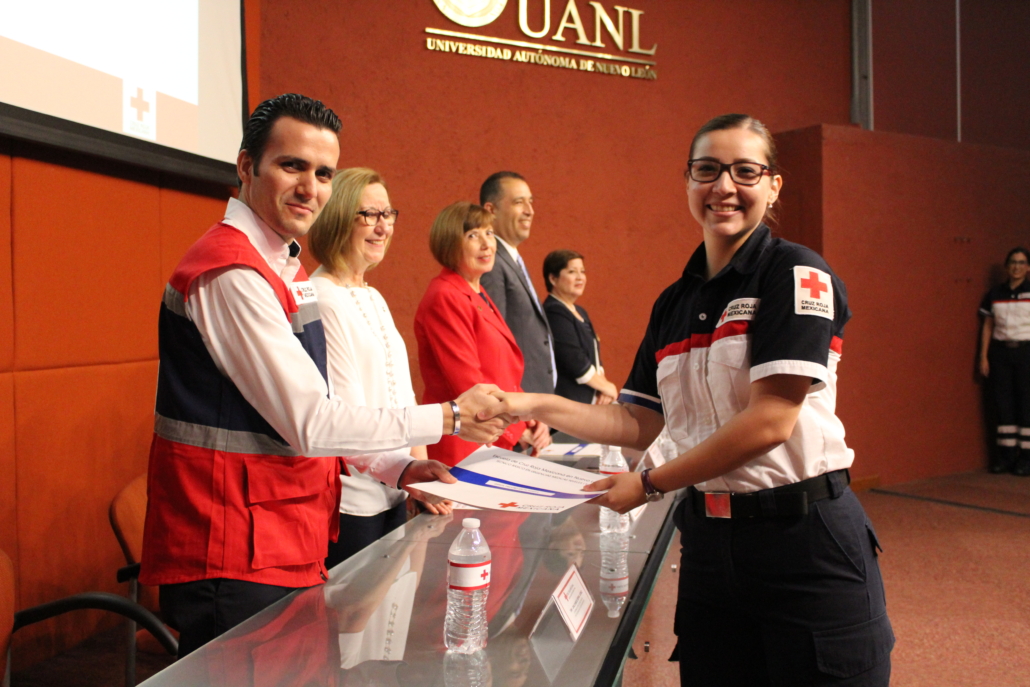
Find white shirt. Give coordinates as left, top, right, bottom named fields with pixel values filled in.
left=312, top=275, right=419, bottom=515
left=184, top=198, right=443, bottom=488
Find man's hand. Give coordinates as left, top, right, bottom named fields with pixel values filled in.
left=454, top=384, right=511, bottom=443
left=399, top=459, right=456, bottom=509
left=583, top=471, right=646, bottom=514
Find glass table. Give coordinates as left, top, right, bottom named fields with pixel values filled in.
left=140, top=463, right=678, bottom=687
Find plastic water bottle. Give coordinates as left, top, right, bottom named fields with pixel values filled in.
left=443, top=649, right=490, bottom=687
left=598, top=446, right=630, bottom=534
left=600, top=531, right=630, bottom=618
left=445, top=518, right=491, bottom=653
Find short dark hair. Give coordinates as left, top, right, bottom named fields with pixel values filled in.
left=429, top=201, right=495, bottom=271
left=479, top=171, right=526, bottom=206
left=238, top=94, right=341, bottom=184
left=543, top=249, right=584, bottom=292
left=1006, top=247, right=1030, bottom=265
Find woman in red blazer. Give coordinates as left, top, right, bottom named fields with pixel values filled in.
left=415, top=202, right=528, bottom=466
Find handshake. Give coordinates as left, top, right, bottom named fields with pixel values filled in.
left=448, top=383, right=534, bottom=445
left=400, top=385, right=540, bottom=502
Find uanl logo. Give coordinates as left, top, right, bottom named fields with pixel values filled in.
left=427, top=0, right=658, bottom=80
left=433, top=0, right=509, bottom=27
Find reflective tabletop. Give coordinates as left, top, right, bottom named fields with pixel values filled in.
left=140, top=462, right=676, bottom=687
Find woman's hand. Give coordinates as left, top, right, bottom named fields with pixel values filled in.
left=519, top=420, right=552, bottom=456
left=582, top=471, right=646, bottom=513
left=980, top=357, right=990, bottom=378
left=598, top=376, right=619, bottom=401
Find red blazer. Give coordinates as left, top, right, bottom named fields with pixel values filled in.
left=415, top=268, right=527, bottom=466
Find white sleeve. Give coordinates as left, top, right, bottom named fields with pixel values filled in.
left=185, top=267, right=443, bottom=481
left=315, top=282, right=367, bottom=406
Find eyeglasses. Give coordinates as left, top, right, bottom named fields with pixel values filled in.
left=1008, top=260, right=1028, bottom=266
left=356, top=209, right=399, bottom=226
left=685, top=159, right=773, bottom=186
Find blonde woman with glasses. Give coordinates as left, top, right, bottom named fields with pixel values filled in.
left=309, top=168, right=450, bottom=569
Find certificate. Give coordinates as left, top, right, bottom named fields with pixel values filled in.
left=408, top=446, right=604, bottom=513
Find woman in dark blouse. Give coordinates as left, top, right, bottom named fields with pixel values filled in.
left=542, top=250, right=619, bottom=404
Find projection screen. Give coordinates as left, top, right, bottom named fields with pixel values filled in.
left=0, top=0, right=243, bottom=184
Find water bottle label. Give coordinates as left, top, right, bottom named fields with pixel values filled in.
left=448, top=561, right=492, bottom=590
left=599, top=575, right=629, bottom=595
left=599, top=468, right=627, bottom=475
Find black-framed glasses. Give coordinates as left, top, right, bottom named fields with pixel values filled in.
left=685, top=159, right=773, bottom=186
left=355, top=209, right=399, bottom=226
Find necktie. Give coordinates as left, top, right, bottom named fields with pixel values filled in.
left=516, top=253, right=558, bottom=388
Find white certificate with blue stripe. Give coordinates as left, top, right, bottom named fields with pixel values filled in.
left=408, top=447, right=605, bottom=513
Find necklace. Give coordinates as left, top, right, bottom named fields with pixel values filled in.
left=346, top=285, right=399, bottom=408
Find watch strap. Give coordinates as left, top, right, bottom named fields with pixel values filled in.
left=449, top=400, right=461, bottom=436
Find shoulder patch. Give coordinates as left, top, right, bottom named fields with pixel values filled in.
left=291, top=281, right=318, bottom=305
left=793, top=266, right=834, bottom=320
left=718, top=298, right=760, bottom=327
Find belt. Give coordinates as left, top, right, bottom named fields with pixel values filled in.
left=1002, top=340, right=1030, bottom=349
left=685, top=469, right=850, bottom=520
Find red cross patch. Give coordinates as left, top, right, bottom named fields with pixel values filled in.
left=793, top=266, right=833, bottom=320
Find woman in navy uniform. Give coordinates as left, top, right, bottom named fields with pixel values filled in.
left=490, top=114, right=894, bottom=686
left=978, top=247, right=1030, bottom=474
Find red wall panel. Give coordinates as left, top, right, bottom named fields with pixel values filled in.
left=267, top=0, right=853, bottom=391
left=11, top=150, right=162, bottom=370
left=812, top=125, right=1029, bottom=484
left=12, top=361, right=157, bottom=667
left=158, top=182, right=231, bottom=281
left=873, top=0, right=958, bottom=141
left=0, top=140, right=11, bottom=372
left=0, top=374, right=16, bottom=582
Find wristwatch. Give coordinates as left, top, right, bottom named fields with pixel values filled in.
left=640, top=468, right=663, bottom=502
left=449, top=400, right=461, bottom=436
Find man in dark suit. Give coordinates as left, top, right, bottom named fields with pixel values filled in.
left=480, top=171, right=555, bottom=449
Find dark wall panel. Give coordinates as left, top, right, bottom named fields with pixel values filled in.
left=961, top=0, right=1030, bottom=150
left=873, top=0, right=957, bottom=141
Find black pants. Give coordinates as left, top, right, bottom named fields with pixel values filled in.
left=160, top=578, right=301, bottom=658
left=988, top=342, right=1030, bottom=453
left=325, top=501, right=408, bottom=570
left=674, top=488, right=894, bottom=686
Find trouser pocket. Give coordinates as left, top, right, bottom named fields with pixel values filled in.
left=813, top=612, right=894, bottom=680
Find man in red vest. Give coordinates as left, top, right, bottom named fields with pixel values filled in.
left=140, top=94, right=507, bottom=657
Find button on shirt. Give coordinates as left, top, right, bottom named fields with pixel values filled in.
left=980, top=280, right=1030, bottom=342
left=186, top=198, right=443, bottom=487
left=618, top=226, right=854, bottom=493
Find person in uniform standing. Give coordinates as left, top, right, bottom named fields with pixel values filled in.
left=486, top=114, right=894, bottom=686
left=978, top=247, right=1030, bottom=475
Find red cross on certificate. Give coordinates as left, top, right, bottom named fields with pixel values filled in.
left=130, top=88, right=150, bottom=122
left=499, top=502, right=518, bottom=508
left=800, top=271, right=828, bottom=299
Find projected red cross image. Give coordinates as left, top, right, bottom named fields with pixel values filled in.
left=130, top=88, right=150, bottom=122
left=800, top=271, right=828, bottom=299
